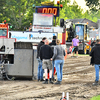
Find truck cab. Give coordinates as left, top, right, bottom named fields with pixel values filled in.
left=75, top=23, right=90, bottom=54
left=0, top=23, right=8, bottom=38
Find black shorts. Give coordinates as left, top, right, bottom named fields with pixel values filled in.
left=73, top=46, right=78, bottom=52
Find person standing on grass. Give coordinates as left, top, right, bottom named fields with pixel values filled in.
left=90, top=39, right=100, bottom=86
left=40, top=39, right=53, bottom=84
left=51, top=39, right=66, bottom=85
left=72, top=35, right=79, bottom=58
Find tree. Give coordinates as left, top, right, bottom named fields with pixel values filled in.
left=85, top=0, right=100, bottom=11
left=5, top=0, right=34, bottom=30
left=0, top=0, right=7, bottom=22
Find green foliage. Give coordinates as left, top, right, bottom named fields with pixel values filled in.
left=85, top=0, right=100, bottom=11
left=5, top=0, right=35, bottom=30
left=0, top=0, right=100, bottom=30
left=56, top=0, right=83, bottom=26
left=0, top=0, right=6, bottom=22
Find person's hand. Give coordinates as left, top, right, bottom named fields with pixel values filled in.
left=50, top=58, right=52, bottom=61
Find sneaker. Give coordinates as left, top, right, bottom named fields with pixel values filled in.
left=54, top=81, right=61, bottom=85
left=49, top=80, right=54, bottom=84
left=71, top=56, right=74, bottom=58
left=51, top=77, right=55, bottom=81
left=49, top=78, right=54, bottom=84
left=40, top=79, right=44, bottom=81
left=43, top=79, right=48, bottom=84
left=92, top=81, right=99, bottom=86
left=52, top=78, right=56, bottom=81
left=76, top=56, right=78, bottom=58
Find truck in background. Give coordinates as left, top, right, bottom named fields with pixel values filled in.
left=65, top=21, right=93, bottom=54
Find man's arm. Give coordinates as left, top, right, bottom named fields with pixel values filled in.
left=50, top=47, right=53, bottom=58
left=77, top=39, right=79, bottom=46
left=40, top=47, right=42, bottom=60
left=37, top=45, right=39, bottom=58
left=90, top=47, right=94, bottom=56
left=63, top=48, right=66, bottom=56
left=52, top=47, right=57, bottom=60
left=72, top=41, right=73, bottom=47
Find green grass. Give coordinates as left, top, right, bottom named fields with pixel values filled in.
left=78, top=54, right=89, bottom=56
left=91, top=95, right=100, bottom=100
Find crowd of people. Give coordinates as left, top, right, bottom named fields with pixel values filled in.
left=37, top=36, right=65, bottom=85
left=37, top=35, right=100, bottom=86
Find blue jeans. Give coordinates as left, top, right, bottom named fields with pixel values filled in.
left=52, top=61, right=55, bottom=78
left=94, top=64, right=100, bottom=82
left=37, top=59, right=44, bottom=80
left=55, top=60, right=64, bottom=82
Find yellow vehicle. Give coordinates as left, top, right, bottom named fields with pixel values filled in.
left=66, top=22, right=92, bottom=54
left=75, top=23, right=91, bottom=54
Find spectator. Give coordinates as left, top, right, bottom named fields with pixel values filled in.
left=37, top=37, right=46, bottom=81
left=49, top=35, right=57, bottom=81
left=90, top=39, right=100, bottom=86
left=40, top=39, right=53, bottom=84
left=51, top=39, right=66, bottom=85
left=72, top=35, right=79, bottom=58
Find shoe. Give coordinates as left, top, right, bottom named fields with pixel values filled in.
left=71, top=56, right=74, bottom=58
left=54, top=81, right=61, bottom=85
left=49, top=80, right=54, bottom=84
left=76, top=56, right=78, bottom=58
left=40, top=79, right=44, bottom=81
left=51, top=77, right=55, bottom=81
left=49, top=78, right=54, bottom=84
left=52, top=77, right=56, bottom=81
left=38, top=79, right=40, bottom=81
left=42, top=79, right=48, bottom=84
left=92, top=81, right=99, bottom=86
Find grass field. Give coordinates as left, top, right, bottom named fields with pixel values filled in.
left=91, top=95, right=100, bottom=100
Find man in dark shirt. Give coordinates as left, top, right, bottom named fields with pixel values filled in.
left=90, top=39, right=100, bottom=86
left=40, top=39, right=53, bottom=84
left=49, top=36, right=57, bottom=46
left=37, top=37, right=46, bottom=81
left=49, top=36, right=57, bottom=81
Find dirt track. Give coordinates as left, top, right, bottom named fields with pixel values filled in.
left=0, top=55, right=100, bottom=100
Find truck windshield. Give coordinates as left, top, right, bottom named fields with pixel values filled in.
left=0, top=29, right=7, bottom=36
left=75, top=25, right=84, bottom=40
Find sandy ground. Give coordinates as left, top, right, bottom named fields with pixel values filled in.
left=0, top=55, right=99, bottom=100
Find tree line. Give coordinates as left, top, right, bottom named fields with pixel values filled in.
left=0, top=0, right=99, bottom=30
